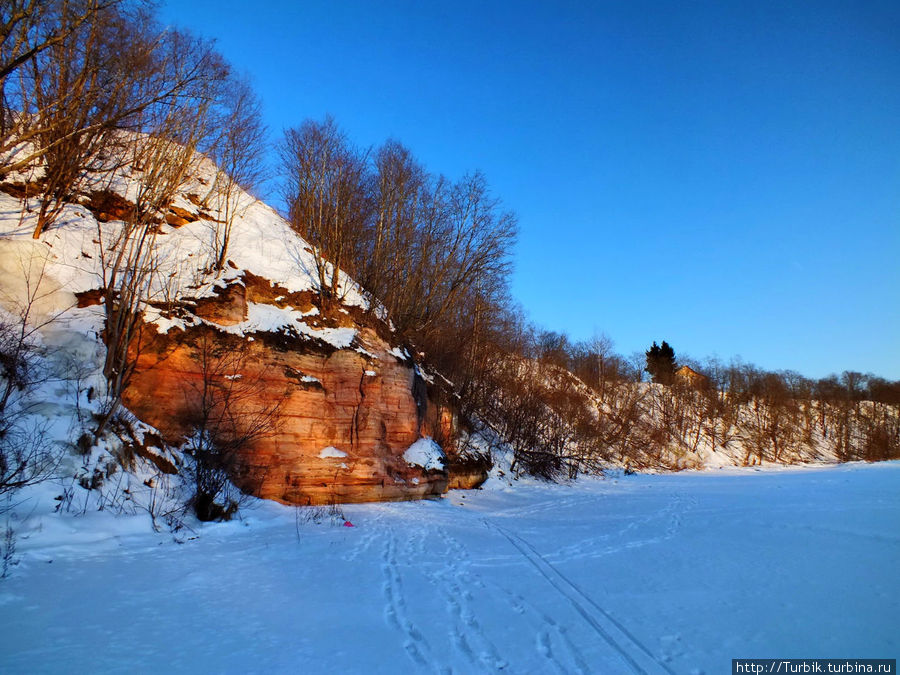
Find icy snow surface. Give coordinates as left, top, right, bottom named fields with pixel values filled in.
left=1, top=462, right=898, bottom=673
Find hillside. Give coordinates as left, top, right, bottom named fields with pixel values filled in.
left=2, top=4, right=898, bottom=672
left=0, top=140, right=488, bottom=523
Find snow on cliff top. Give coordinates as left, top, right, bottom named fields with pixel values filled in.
left=0, top=148, right=370, bottom=349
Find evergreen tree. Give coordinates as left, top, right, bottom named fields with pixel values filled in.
left=645, top=340, right=677, bottom=384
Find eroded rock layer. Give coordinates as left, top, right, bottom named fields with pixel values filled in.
left=124, top=314, right=450, bottom=505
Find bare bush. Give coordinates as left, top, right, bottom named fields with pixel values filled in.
left=1, top=520, right=18, bottom=579
left=203, top=75, right=267, bottom=272
left=179, top=331, right=285, bottom=521
left=0, top=256, right=63, bottom=498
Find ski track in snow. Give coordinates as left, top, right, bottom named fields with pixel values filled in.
left=372, top=500, right=604, bottom=674
left=484, top=517, right=675, bottom=675
left=375, top=488, right=691, bottom=673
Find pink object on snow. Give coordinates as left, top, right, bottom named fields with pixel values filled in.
left=343, top=521, right=355, bottom=527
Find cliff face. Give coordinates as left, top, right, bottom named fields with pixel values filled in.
left=0, top=144, right=490, bottom=506
left=122, top=276, right=462, bottom=505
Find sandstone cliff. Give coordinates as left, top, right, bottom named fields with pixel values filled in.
left=0, top=147, right=490, bottom=507
left=122, top=276, right=454, bottom=504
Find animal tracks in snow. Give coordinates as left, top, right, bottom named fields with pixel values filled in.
left=380, top=528, right=433, bottom=669
left=6, top=465, right=894, bottom=674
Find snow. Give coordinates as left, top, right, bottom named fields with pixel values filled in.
left=390, top=346, right=410, bottom=361
left=0, top=462, right=897, bottom=673
left=208, top=302, right=358, bottom=350
left=403, top=437, right=446, bottom=471
left=414, top=363, right=434, bottom=384
left=0, top=145, right=371, bottom=353
left=1, top=124, right=897, bottom=673
left=318, top=446, right=348, bottom=459
left=355, top=345, right=378, bottom=359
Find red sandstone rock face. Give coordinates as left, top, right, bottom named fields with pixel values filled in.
left=447, top=467, right=489, bottom=490
left=121, top=271, right=495, bottom=504
left=191, top=283, right=247, bottom=326
left=124, top=316, right=451, bottom=505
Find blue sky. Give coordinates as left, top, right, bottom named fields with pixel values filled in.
left=160, top=0, right=899, bottom=379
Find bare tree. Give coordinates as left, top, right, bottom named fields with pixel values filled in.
left=1, top=1, right=128, bottom=184
left=582, top=332, right=616, bottom=400
left=409, top=171, right=517, bottom=342
left=361, top=139, right=425, bottom=312
left=0, top=2, right=237, bottom=241
left=93, top=31, right=228, bottom=436
left=1, top=0, right=112, bottom=141
left=281, top=116, right=369, bottom=309
left=0, top=1, right=117, bottom=83
left=27, top=0, right=138, bottom=237
left=202, top=75, right=267, bottom=272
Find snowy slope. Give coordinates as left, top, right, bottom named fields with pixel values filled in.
left=1, top=138, right=883, bottom=509
left=0, top=146, right=376, bottom=457
left=0, top=151, right=370, bottom=332
left=0, top=144, right=395, bottom=517
left=0, top=461, right=897, bottom=673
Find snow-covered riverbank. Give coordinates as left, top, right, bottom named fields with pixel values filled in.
left=1, top=461, right=898, bottom=674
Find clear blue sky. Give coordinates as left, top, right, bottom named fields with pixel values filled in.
left=160, top=0, right=900, bottom=380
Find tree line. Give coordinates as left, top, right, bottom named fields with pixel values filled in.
left=0, top=0, right=518, bottom=518
left=278, top=116, right=517, bottom=385
left=463, top=328, right=900, bottom=477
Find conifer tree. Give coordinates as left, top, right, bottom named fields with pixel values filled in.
left=645, top=340, right=677, bottom=385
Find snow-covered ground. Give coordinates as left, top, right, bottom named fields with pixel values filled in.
left=1, top=462, right=898, bottom=674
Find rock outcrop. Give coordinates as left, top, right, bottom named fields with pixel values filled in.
left=123, top=277, right=459, bottom=505
left=445, top=453, right=492, bottom=490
